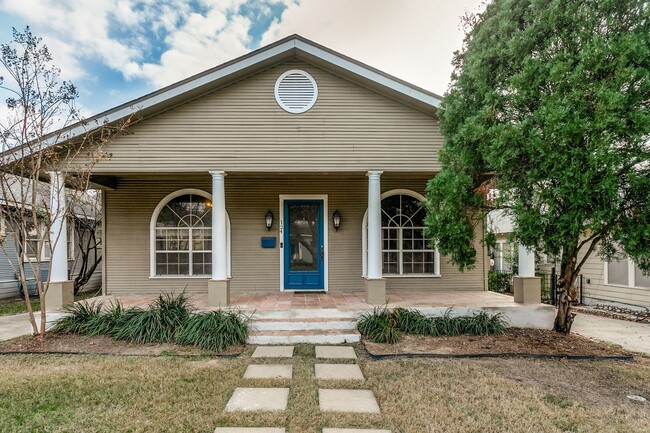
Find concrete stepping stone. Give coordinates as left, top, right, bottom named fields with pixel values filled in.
left=315, top=364, right=364, bottom=380
left=226, top=388, right=289, bottom=412
left=323, top=430, right=391, bottom=433
left=318, top=389, right=380, bottom=413
left=315, top=346, right=356, bottom=359
left=214, top=429, right=285, bottom=433
left=244, top=364, right=293, bottom=379
left=252, top=346, right=294, bottom=358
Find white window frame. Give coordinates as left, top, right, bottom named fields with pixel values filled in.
left=149, top=188, right=231, bottom=279
left=604, top=258, right=649, bottom=289
left=362, top=189, right=440, bottom=278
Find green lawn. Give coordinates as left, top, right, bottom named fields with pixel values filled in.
left=0, top=344, right=648, bottom=432
left=0, top=290, right=100, bottom=316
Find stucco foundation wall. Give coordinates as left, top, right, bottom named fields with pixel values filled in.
left=104, top=174, right=486, bottom=295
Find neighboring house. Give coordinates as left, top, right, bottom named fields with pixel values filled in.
left=0, top=178, right=102, bottom=300
left=580, top=251, right=650, bottom=308
left=10, top=35, right=490, bottom=304
left=487, top=211, right=650, bottom=307
left=487, top=209, right=515, bottom=272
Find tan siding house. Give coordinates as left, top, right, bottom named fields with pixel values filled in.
left=62, top=35, right=487, bottom=305
left=580, top=248, right=650, bottom=307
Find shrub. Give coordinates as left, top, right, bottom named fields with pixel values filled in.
left=50, top=292, right=249, bottom=352
left=357, top=307, right=400, bottom=344
left=175, top=310, right=250, bottom=351
left=51, top=301, right=104, bottom=334
left=488, top=271, right=513, bottom=293
left=357, top=307, right=508, bottom=343
left=112, top=293, right=193, bottom=344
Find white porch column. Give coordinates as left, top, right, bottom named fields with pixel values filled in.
left=367, top=171, right=383, bottom=279
left=518, top=244, right=535, bottom=277
left=366, top=170, right=386, bottom=304
left=46, top=171, right=73, bottom=310
left=514, top=243, right=541, bottom=304
left=208, top=170, right=229, bottom=306
left=49, top=171, right=68, bottom=283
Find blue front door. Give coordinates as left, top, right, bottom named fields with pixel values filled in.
left=284, top=200, right=324, bottom=290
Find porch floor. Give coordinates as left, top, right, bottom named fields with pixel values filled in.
left=89, top=290, right=534, bottom=312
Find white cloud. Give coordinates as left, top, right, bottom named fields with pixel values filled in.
left=1, top=0, right=484, bottom=106
left=261, top=0, right=485, bottom=94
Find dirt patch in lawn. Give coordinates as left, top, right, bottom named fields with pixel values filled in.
left=363, top=327, right=633, bottom=358
left=0, top=333, right=243, bottom=356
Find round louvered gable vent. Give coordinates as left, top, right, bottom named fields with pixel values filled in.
left=274, top=69, right=318, bottom=114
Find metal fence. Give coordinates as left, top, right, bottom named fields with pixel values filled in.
left=489, top=267, right=583, bottom=306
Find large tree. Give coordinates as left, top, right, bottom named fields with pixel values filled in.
left=425, top=0, right=650, bottom=333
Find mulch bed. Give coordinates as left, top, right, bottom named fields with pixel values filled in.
left=0, top=334, right=243, bottom=357
left=363, top=328, right=634, bottom=359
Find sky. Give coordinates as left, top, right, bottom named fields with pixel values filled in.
left=0, top=0, right=485, bottom=116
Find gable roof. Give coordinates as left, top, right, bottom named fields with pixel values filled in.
left=4, top=34, right=442, bottom=157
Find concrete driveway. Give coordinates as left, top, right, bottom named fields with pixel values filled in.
left=572, top=313, right=650, bottom=356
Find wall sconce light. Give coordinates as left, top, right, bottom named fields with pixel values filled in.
left=265, top=209, right=274, bottom=231
left=332, top=210, right=341, bottom=231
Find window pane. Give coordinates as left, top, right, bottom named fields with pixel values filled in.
left=381, top=195, right=401, bottom=226
left=382, top=251, right=398, bottom=274
left=635, top=265, right=650, bottom=288
left=608, top=259, right=628, bottom=286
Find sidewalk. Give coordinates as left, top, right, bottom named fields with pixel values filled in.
left=572, top=312, right=650, bottom=356
left=0, top=312, right=65, bottom=341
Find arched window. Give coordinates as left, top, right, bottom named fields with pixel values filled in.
left=362, top=190, right=440, bottom=276
left=150, top=190, right=228, bottom=277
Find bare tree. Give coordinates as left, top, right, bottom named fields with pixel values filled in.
left=0, top=27, right=131, bottom=337
left=70, top=190, right=102, bottom=295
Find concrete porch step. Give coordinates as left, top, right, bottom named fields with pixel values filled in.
left=249, top=308, right=364, bottom=320
left=248, top=329, right=361, bottom=345
left=253, top=318, right=357, bottom=331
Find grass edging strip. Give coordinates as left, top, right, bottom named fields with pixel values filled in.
left=362, top=347, right=634, bottom=362
left=0, top=350, right=241, bottom=358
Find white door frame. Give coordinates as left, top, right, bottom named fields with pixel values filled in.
left=279, top=194, right=329, bottom=292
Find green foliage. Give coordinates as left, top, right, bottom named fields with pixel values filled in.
left=357, top=307, right=401, bottom=344
left=110, top=293, right=192, bottom=344
left=51, top=301, right=104, bottom=335
left=357, top=307, right=507, bottom=343
left=488, top=271, right=513, bottom=293
left=50, top=293, right=248, bottom=351
left=175, top=311, right=250, bottom=351
left=426, top=0, right=650, bottom=276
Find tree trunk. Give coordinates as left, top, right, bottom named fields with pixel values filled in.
left=553, top=265, right=578, bottom=334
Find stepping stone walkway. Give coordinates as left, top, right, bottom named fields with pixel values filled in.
left=252, top=345, right=294, bottom=358
left=225, top=387, right=289, bottom=412
left=315, top=363, right=364, bottom=380
left=222, top=345, right=389, bottom=432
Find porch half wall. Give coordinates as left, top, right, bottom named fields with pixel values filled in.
left=104, top=174, right=486, bottom=295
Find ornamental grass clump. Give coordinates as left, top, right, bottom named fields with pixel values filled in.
left=51, top=301, right=104, bottom=335
left=50, top=292, right=250, bottom=351
left=112, top=293, right=192, bottom=344
left=357, top=307, right=508, bottom=343
left=357, top=307, right=400, bottom=344
left=175, top=310, right=250, bottom=351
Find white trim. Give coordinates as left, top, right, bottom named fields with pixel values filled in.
left=279, top=194, right=329, bottom=292
left=294, top=39, right=441, bottom=108
left=149, top=188, right=231, bottom=278
left=361, top=189, right=441, bottom=278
